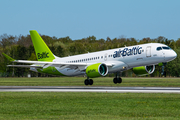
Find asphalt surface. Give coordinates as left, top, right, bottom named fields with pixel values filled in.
left=0, top=86, right=180, bottom=93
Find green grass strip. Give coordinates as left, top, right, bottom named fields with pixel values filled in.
left=0, top=92, right=180, bottom=120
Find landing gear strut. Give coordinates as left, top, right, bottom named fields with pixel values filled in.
left=161, top=62, right=167, bottom=76
left=113, top=72, right=122, bottom=84
left=84, top=78, right=93, bottom=85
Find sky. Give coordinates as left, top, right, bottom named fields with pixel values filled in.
left=0, top=0, right=180, bottom=40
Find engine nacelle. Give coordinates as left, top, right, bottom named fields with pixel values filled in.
left=86, top=63, right=108, bottom=78
left=133, top=65, right=155, bottom=76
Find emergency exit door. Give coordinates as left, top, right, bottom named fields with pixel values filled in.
left=146, top=46, right=151, bottom=57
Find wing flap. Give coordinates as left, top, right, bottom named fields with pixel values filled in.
left=14, top=60, right=113, bottom=66
left=13, top=60, right=88, bottom=66
left=7, top=65, right=43, bottom=68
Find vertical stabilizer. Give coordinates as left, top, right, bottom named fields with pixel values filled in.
left=30, top=30, right=55, bottom=61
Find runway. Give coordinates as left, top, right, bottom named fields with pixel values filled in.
left=0, top=86, right=180, bottom=93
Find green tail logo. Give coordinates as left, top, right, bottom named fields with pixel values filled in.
left=29, top=30, right=55, bottom=62
left=37, top=52, right=49, bottom=59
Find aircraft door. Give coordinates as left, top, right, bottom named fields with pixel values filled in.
left=146, top=46, right=151, bottom=57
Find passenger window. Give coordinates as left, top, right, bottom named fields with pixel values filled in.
left=156, top=47, right=162, bottom=51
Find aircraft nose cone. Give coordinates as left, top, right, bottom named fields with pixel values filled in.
left=173, top=51, right=177, bottom=58
left=165, top=50, right=177, bottom=62
left=170, top=50, right=177, bottom=60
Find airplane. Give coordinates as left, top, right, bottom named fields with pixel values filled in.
left=3, top=30, right=177, bottom=85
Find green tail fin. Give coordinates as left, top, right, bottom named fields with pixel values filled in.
left=2, top=53, right=15, bottom=62
left=29, top=30, right=55, bottom=62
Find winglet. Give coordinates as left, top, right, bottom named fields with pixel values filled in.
left=2, top=53, right=15, bottom=62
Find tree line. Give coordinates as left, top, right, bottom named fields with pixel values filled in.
left=0, top=33, right=180, bottom=77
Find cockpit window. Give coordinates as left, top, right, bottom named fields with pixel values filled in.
left=162, top=46, right=171, bottom=50
left=156, top=47, right=162, bottom=51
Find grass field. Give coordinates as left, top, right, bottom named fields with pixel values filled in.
left=0, top=77, right=180, bottom=87
left=0, top=77, right=180, bottom=119
left=0, top=92, right=180, bottom=120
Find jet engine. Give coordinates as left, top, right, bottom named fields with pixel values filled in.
left=133, top=65, right=155, bottom=76
left=86, top=63, right=108, bottom=78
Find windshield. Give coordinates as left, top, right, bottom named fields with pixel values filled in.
left=156, top=47, right=162, bottom=51
left=162, top=46, right=171, bottom=50
left=157, top=46, right=171, bottom=51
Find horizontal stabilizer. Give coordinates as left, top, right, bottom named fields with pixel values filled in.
left=2, top=53, right=15, bottom=62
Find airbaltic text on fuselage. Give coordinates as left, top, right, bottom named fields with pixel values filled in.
left=113, top=46, right=142, bottom=58
left=37, top=52, right=49, bottom=59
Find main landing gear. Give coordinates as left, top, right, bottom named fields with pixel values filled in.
left=84, top=73, right=122, bottom=85
left=113, top=73, right=122, bottom=84
left=84, top=78, right=93, bottom=85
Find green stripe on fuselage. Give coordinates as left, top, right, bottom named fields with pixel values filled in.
left=37, top=66, right=65, bottom=76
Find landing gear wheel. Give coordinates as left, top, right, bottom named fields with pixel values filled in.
left=84, top=79, right=89, bottom=85
left=113, top=78, right=117, bottom=84
left=113, top=72, right=122, bottom=84
left=117, top=78, right=122, bottom=83
left=84, top=79, right=93, bottom=85
left=89, top=79, right=93, bottom=85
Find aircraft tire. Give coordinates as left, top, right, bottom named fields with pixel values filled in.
left=84, top=79, right=89, bottom=85
left=113, top=78, right=117, bottom=84
left=89, top=79, right=93, bottom=85
left=117, top=78, right=122, bottom=83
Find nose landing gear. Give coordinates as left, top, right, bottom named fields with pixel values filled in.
left=161, top=62, right=167, bottom=76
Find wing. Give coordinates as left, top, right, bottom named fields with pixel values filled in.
left=11, top=60, right=112, bottom=71
left=12, top=60, right=88, bottom=71
left=3, top=53, right=113, bottom=71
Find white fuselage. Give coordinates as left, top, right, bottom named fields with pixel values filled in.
left=31, top=43, right=177, bottom=76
